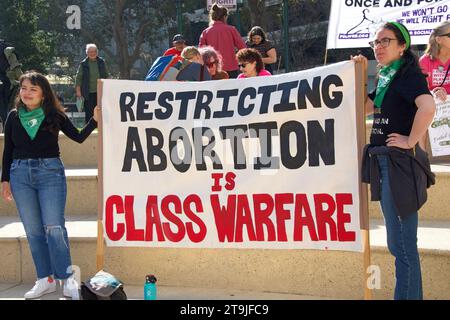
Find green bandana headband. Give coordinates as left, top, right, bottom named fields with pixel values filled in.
left=18, top=107, right=45, bottom=140
left=389, top=22, right=411, bottom=50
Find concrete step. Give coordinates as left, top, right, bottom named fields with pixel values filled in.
left=1, top=168, right=448, bottom=222
left=0, top=283, right=333, bottom=300
left=0, top=169, right=97, bottom=217
left=0, top=132, right=98, bottom=169
left=0, top=215, right=448, bottom=300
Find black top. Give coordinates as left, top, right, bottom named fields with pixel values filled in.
left=368, top=67, right=431, bottom=146
left=1, top=109, right=97, bottom=181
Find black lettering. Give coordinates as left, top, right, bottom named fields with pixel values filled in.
left=120, top=92, right=136, bottom=122
left=274, top=81, right=299, bottom=112
left=136, top=92, right=156, bottom=120
left=219, top=125, right=249, bottom=170
left=169, top=127, right=192, bottom=173
left=238, top=87, right=257, bottom=116
left=307, top=120, right=335, bottom=166
left=122, top=127, right=147, bottom=172
left=249, top=122, right=280, bottom=170
left=280, top=121, right=307, bottom=169
left=322, top=75, right=343, bottom=109
left=146, top=128, right=167, bottom=171
left=194, top=91, right=213, bottom=119
left=176, top=91, right=197, bottom=120
left=192, top=127, right=223, bottom=171
left=156, top=92, right=174, bottom=120
left=213, top=89, right=239, bottom=118
left=298, top=77, right=322, bottom=109
left=257, top=85, right=278, bottom=114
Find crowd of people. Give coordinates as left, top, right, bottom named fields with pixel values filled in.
left=0, top=2, right=448, bottom=300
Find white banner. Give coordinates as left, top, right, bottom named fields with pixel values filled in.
left=429, top=95, right=450, bottom=157
left=207, top=0, right=237, bottom=11
left=101, top=61, right=362, bottom=252
left=327, top=0, right=450, bottom=49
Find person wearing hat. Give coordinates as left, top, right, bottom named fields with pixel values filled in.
left=352, top=22, right=436, bottom=300
left=163, top=34, right=187, bottom=57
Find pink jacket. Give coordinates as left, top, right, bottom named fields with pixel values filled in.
left=199, top=21, right=246, bottom=72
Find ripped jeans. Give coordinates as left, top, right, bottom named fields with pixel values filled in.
left=10, top=158, right=72, bottom=280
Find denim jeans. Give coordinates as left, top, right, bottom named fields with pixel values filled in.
left=377, top=155, right=423, bottom=300
left=10, top=158, right=72, bottom=280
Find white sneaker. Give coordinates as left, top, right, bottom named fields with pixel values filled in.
left=63, top=276, right=80, bottom=300
left=24, top=277, right=56, bottom=299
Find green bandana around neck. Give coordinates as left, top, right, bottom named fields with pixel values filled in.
left=374, top=59, right=403, bottom=109
left=18, top=106, right=45, bottom=140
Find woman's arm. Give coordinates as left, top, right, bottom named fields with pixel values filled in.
left=386, top=94, right=436, bottom=149
left=262, top=48, right=277, bottom=65
left=61, top=106, right=99, bottom=143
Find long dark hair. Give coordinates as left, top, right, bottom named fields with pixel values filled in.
left=380, top=22, right=422, bottom=76
left=247, top=26, right=267, bottom=44
left=15, top=71, right=66, bottom=135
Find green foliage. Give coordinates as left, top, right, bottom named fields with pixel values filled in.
left=0, top=0, right=57, bottom=73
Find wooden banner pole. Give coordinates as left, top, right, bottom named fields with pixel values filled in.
left=96, top=80, right=105, bottom=272
left=354, top=60, right=372, bottom=300
left=324, top=49, right=328, bottom=65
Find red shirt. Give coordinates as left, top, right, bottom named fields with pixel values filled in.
left=163, top=47, right=182, bottom=57
left=419, top=54, right=450, bottom=94
left=199, top=21, right=246, bottom=72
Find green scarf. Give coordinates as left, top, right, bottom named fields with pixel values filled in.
left=374, top=59, right=403, bottom=109
left=18, top=107, right=45, bottom=140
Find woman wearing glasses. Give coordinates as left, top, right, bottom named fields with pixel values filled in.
left=419, top=21, right=450, bottom=101
left=352, top=22, right=436, bottom=300
left=236, top=48, right=271, bottom=79
left=199, top=46, right=229, bottom=80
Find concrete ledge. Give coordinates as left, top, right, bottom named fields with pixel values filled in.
left=0, top=170, right=97, bottom=217
left=0, top=132, right=98, bottom=169
left=1, top=216, right=449, bottom=300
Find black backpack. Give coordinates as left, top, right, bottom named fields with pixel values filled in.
left=80, top=270, right=127, bottom=300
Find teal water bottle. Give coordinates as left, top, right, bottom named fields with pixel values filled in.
left=144, top=274, right=157, bottom=300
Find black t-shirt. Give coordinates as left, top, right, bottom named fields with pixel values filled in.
left=1, top=109, right=97, bottom=181
left=368, top=67, right=431, bottom=146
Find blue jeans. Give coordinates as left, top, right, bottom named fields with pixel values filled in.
left=377, top=155, right=423, bottom=300
left=10, top=158, right=72, bottom=280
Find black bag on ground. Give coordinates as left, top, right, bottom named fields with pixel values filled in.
left=80, top=270, right=127, bottom=300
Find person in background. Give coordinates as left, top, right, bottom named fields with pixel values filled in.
left=419, top=20, right=450, bottom=102
left=1, top=71, right=99, bottom=299
left=236, top=48, right=271, bottom=79
left=199, top=4, right=246, bottom=79
left=75, top=43, right=108, bottom=124
left=199, top=46, right=229, bottom=80
left=246, top=26, right=277, bottom=75
left=176, top=46, right=211, bottom=81
left=352, top=22, right=436, bottom=300
left=164, top=34, right=187, bottom=57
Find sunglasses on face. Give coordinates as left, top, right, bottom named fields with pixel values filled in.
left=369, top=37, right=398, bottom=49
left=206, top=61, right=218, bottom=68
left=238, top=63, right=249, bottom=68
left=439, top=33, right=450, bottom=38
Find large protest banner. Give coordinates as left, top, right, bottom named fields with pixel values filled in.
left=99, top=61, right=363, bottom=252
left=327, top=0, right=450, bottom=49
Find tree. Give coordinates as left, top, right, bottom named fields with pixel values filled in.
left=0, top=0, right=58, bottom=73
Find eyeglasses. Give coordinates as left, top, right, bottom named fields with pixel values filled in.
left=206, top=60, right=218, bottom=68
left=238, top=63, right=248, bottom=68
left=369, top=38, right=398, bottom=49
left=439, top=33, right=450, bottom=38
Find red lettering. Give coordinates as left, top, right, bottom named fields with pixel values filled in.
left=145, top=196, right=165, bottom=241
left=183, top=195, right=207, bottom=243
left=211, top=173, right=223, bottom=192
left=124, top=196, right=145, bottom=241
left=105, top=195, right=125, bottom=241
left=211, top=194, right=236, bottom=242
left=253, top=194, right=276, bottom=241
left=274, top=193, right=293, bottom=242
left=336, top=193, right=356, bottom=241
left=293, top=194, right=318, bottom=241
left=225, top=172, right=236, bottom=191
left=314, top=194, right=337, bottom=241
left=235, top=195, right=257, bottom=242
left=161, top=195, right=185, bottom=242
